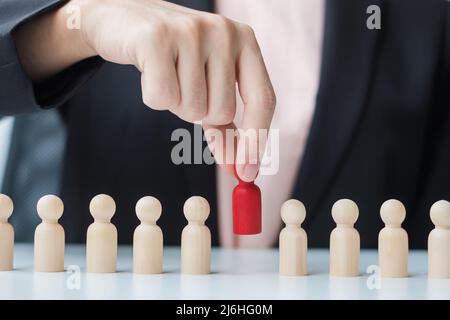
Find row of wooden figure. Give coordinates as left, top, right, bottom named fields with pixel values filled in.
left=279, top=198, right=450, bottom=278
left=0, top=194, right=449, bottom=278
left=0, top=194, right=210, bottom=274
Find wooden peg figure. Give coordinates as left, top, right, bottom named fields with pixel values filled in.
left=86, top=194, right=117, bottom=273
left=428, top=200, right=450, bottom=278
left=232, top=167, right=262, bottom=235
left=378, top=199, right=409, bottom=277
left=279, top=199, right=307, bottom=276
left=133, top=196, right=163, bottom=274
left=329, top=199, right=360, bottom=277
left=0, top=194, right=14, bottom=271
left=181, top=196, right=211, bottom=274
left=34, top=195, right=65, bottom=272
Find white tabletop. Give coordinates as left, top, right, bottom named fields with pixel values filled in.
left=0, top=244, right=448, bottom=300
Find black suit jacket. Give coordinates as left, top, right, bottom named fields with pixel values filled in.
left=1, top=0, right=449, bottom=248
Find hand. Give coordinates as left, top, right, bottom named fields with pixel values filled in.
left=16, top=0, right=276, bottom=181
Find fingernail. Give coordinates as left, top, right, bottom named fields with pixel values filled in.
left=241, top=164, right=259, bottom=182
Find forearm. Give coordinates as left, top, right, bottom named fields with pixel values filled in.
left=13, top=0, right=95, bottom=83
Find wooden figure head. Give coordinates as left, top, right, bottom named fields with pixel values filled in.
left=136, top=196, right=162, bottom=224
left=332, top=199, right=359, bottom=226
left=0, top=194, right=13, bottom=222
left=380, top=199, right=406, bottom=227
left=281, top=199, right=305, bottom=226
left=37, top=195, right=64, bottom=223
left=430, top=200, right=450, bottom=228
left=183, top=196, right=210, bottom=224
left=90, top=194, right=116, bottom=222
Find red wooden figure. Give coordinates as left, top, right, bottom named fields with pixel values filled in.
left=232, top=168, right=262, bottom=235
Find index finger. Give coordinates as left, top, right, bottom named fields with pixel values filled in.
left=235, top=26, right=276, bottom=182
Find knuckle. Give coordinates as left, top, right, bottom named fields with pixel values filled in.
left=212, top=15, right=235, bottom=34
left=142, top=92, right=155, bottom=109
left=256, top=88, right=277, bottom=111
left=181, top=17, right=203, bottom=39
left=160, top=94, right=180, bottom=109
left=204, top=15, right=236, bottom=53
left=142, top=91, right=176, bottom=110
left=207, top=109, right=235, bottom=126
left=178, top=96, right=208, bottom=121
left=217, top=19, right=236, bottom=51
left=145, top=21, right=169, bottom=42
left=166, top=92, right=181, bottom=108
left=239, top=23, right=256, bottom=40
left=182, top=108, right=207, bottom=122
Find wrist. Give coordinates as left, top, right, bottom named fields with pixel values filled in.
left=13, top=0, right=98, bottom=81
left=56, top=0, right=97, bottom=60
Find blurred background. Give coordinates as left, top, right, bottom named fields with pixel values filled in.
left=1, top=0, right=449, bottom=249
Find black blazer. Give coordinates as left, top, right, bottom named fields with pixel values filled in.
left=0, top=0, right=449, bottom=248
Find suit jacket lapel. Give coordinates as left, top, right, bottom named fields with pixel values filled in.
left=294, top=0, right=384, bottom=220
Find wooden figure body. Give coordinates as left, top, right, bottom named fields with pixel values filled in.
left=378, top=199, right=408, bottom=277
left=279, top=199, right=307, bottom=276
left=86, top=194, right=117, bottom=273
left=428, top=200, right=450, bottom=278
left=329, top=199, right=360, bottom=277
left=181, top=196, right=211, bottom=274
left=133, top=196, right=163, bottom=274
left=0, top=194, right=14, bottom=271
left=34, top=195, right=65, bottom=272
left=232, top=171, right=262, bottom=235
